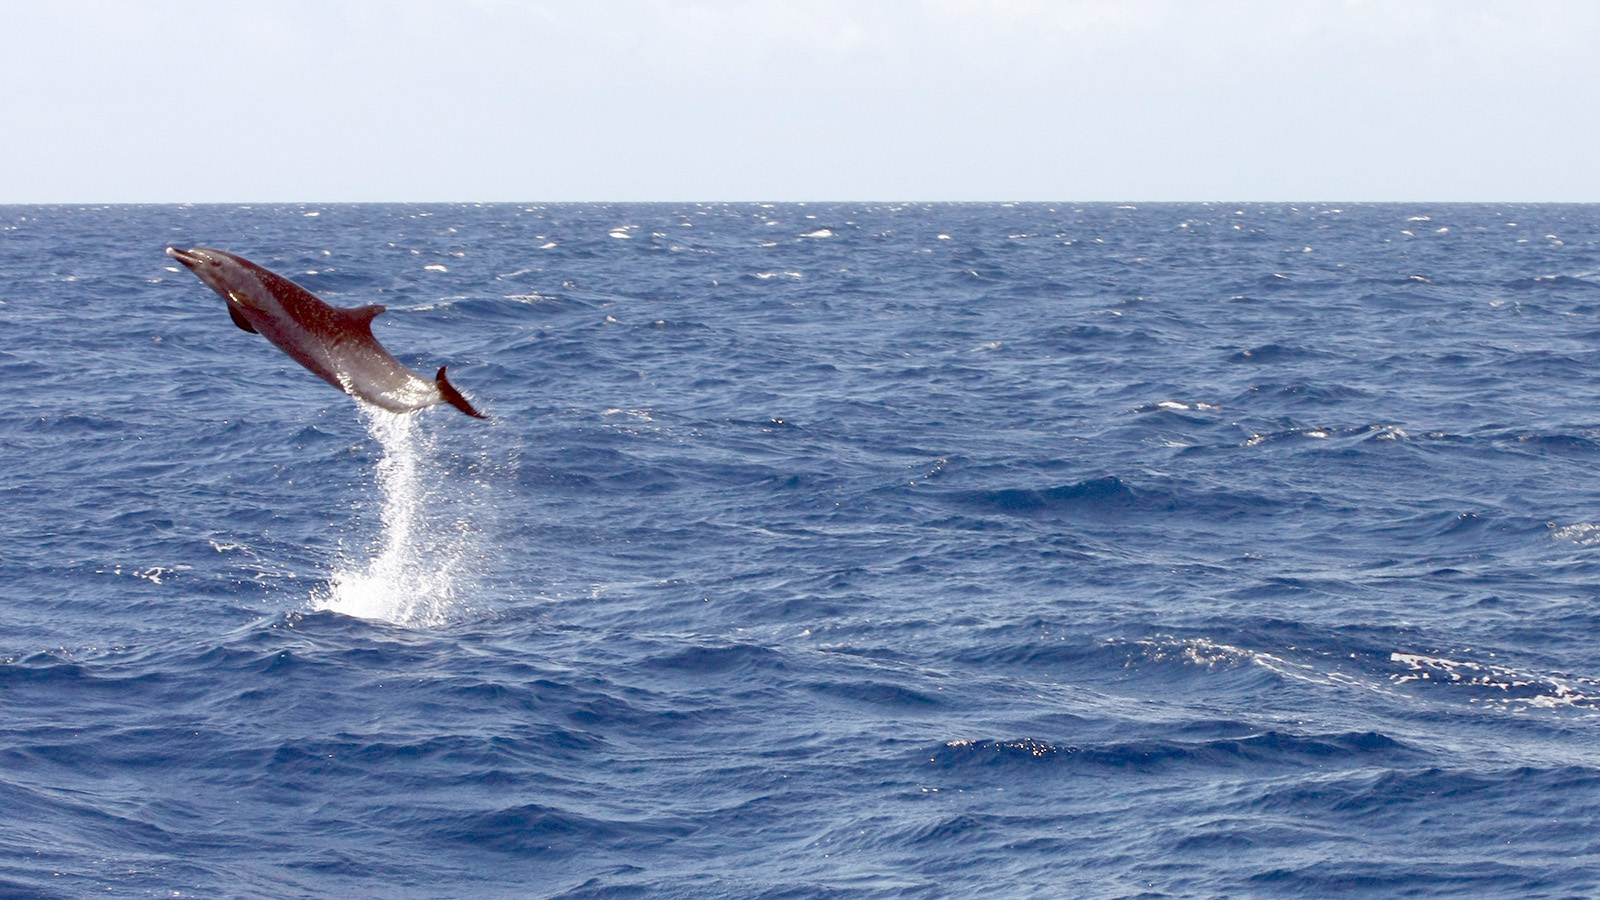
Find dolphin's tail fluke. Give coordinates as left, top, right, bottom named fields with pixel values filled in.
left=436, top=366, right=487, bottom=419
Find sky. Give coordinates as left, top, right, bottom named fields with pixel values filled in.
left=2, top=0, right=1598, bottom=203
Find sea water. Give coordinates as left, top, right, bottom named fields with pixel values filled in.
left=4, top=203, right=1600, bottom=898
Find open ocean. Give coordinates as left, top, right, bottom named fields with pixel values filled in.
left=6, top=202, right=1600, bottom=898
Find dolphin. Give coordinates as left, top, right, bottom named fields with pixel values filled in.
left=166, top=246, right=485, bottom=418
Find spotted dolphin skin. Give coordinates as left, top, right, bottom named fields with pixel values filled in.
left=166, top=246, right=485, bottom=418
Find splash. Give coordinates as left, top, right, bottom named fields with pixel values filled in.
left=313, top=405, right=483, bottom=627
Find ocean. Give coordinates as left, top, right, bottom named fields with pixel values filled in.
left=4, top=202, right=1600, bottom=898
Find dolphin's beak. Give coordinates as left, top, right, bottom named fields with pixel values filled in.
left=166, top=246, right=199, bottom=268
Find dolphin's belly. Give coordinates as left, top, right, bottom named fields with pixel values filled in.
left=330, top=341, right=442, bottom=413
left=253, top=318, right=346, bottom=391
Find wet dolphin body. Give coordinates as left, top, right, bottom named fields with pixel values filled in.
left=166, top=247, right=484, bottom=418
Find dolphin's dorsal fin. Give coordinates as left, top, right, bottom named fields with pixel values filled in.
left=227, top=303, right=259, bottom=333
left=340, top=304, right=387, bottom=331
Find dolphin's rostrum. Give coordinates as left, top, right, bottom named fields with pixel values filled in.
left=167, top=247, right=485, bottom=418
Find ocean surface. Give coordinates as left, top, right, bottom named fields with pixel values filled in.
left=5, top=202, right=1600, bottom=898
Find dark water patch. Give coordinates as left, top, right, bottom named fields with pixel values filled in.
left=428, top=803, right=694, bottom=856
left=1503, top=274, right=1600, bottom=291
left=927, top=730, right=1411, bottom=774
left=1511, top=431, right=1600, bottom=456
left=291, top=424, right=341, bottom=445
left=1248, top=764, right=1600, bottom=820
left=1035, top=323, right=1159, bottom=354
left=19, top=413, right=129, bottom=434
left=808, top=679, right=942, bottom=708
left=1247, top=860, right=1548, bottom=897
left=948, top=632, right=1120, bottom=673
left=946, top=475, right=1281, bottom=523
left=0, top=877, right=73, bottom=900
left=546, top=875, right=653, bottom=900
left=1254, top=272, right=1297, bottom=290
left=644, top=643, right=787, bottom=676
left=960, top=476, right=1135, bottom=515
left=1226, top=343, right=1315, bottom=363
left=1369, top=508, right=1498, bottom=541
left=1234, top=380, right=1371, bottom=405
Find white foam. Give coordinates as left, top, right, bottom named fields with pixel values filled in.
left=313, top=407, right=483, bottom=627
left=1390, top=652, right=1599, bottom=709
left=1552, top=522, right=1600, bottom=546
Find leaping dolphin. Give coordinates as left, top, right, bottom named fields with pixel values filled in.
left=166, top=247, right=485, bottom=418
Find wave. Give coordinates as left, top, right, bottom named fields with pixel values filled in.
left=944, top=475, right=1280, bottom=521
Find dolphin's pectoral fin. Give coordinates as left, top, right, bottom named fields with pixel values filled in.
left=227, top=303, right=259, bottom=333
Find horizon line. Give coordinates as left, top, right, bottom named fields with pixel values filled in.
left=5, top=198, right=1600, bottom=207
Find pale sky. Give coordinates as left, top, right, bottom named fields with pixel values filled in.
left=3, top=0, right=1597, bottom=202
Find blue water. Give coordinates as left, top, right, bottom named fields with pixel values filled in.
left=5, top=202, right=1600, bottom=898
